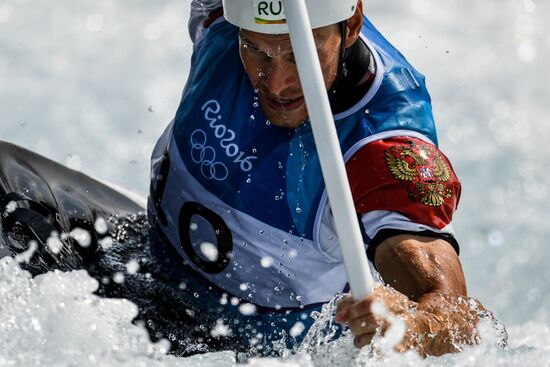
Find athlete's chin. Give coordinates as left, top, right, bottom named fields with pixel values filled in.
left=260, top=101, right=309, bottom=129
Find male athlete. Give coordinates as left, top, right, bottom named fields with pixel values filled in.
left=146, top=0, right=498, bottom=357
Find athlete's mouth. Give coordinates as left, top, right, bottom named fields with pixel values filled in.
left=264, top=94, right=305, bottom=112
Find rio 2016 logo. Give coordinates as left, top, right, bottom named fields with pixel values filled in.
left=253, top=0, right=286, bottom=24
left=191, top=100, right=257, bottom=181
left=190, top=129, right=229, bottom=181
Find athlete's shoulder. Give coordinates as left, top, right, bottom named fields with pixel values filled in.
left=190, top=7, right=238, bottom=50
left=345, top=133, right=461, bottom=261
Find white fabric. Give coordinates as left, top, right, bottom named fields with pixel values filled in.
left=361, top=210, right=455, bottom=240
left=189, top=0, right=223, bottom=43
left=152, top=127, right=348, bottom=307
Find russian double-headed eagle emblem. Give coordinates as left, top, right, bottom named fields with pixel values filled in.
left=384, top=140, right=453, bottom=207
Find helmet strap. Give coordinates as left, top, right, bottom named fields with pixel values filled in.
left=327, top=25, right=375, bottom=114
left=338, top=20, right=349, bottom=79
left=328, top=21, right=350, bottom=102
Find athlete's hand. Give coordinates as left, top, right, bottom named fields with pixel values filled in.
left=335, top=285, right=416, bottom=349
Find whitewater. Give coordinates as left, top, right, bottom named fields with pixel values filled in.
left=1, top=0, right=549, bottom=366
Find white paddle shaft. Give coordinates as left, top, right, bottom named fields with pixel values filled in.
left=282, top=0, right=374, bottom=300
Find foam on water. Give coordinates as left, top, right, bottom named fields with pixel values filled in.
left=1, top=255, right=547, bottom=366
left=0, top=256, right=236, bottom=367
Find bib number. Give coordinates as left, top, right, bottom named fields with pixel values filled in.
left=152, top=139, right=234, bottom=274
left=178, top=202, right=233, bottom=274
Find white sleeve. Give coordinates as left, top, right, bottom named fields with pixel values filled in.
left=361, top=210, right=455, bottom=240
left=189, top=0, right=223, bottom=44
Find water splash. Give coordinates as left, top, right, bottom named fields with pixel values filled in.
left=0, top=256, right=239, bottom=366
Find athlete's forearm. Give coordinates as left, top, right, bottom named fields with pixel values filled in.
left=376, top=235, right=488, bottom=355
left=400, top=291, right=486, bottom=356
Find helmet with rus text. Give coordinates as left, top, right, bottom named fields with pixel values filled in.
left=222, top=0, right=359, bottom=34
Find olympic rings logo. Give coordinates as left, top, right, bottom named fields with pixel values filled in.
left=190, top=130, right=229, bottom=181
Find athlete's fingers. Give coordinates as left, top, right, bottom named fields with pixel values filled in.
left=347, top=297, right=376, bottom=322
left=354, top=331, right=377, bottom=349
left=348, top=313, right=381, bottom=335
left=335, top=296, right=354, bottom=323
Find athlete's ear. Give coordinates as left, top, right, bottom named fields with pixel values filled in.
left=344, top=0, right=363, bottom=48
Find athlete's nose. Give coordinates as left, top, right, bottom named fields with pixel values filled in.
left=262, top=61, right=298, bottom=97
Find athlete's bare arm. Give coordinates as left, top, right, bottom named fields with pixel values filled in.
left=336, top=234, right=491, bottom=356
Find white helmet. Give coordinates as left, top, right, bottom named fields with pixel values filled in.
left=222, top=0, right=359, bottom=35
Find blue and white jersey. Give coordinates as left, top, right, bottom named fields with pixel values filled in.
left=148, top=15, right=444, bottom=309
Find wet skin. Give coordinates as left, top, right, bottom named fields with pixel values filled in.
left=238, top=0, right=364, bottom=128
left=335, top=235, right=492, bottom=356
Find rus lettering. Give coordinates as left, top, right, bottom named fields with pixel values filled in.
left=257, top=1, right=269, bottom=16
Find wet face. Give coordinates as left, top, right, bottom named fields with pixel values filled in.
left=239, top=25, right=342, bottom=129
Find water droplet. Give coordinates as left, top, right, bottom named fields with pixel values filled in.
left=252, top=148, right=257, bottom=153
left=253, top=101, right=259, bottom=108
left=239, top=303, right=257, bottom=316
left=261, top=256, right=274, bottom=268
left=250, top=115, right=256, bottom=120
left=113, top=272, right=125, bottom=284
left=295, top=207, right=302, bottom=214
left=259, top=230, right=265, bottom=235
left=99, top=236, right=113, bottom=250
left=265, top=120, right=271, bottom=126
left=200, top=242, right=219, bottom=261
left=126, top=260, right=140, bottom=275
left=194, top=292, right=200, bottom=298
left=246, top=178, right=252, bottom=184
left=289, top=322, right=305, bottom=337
left=220, top=294, right=228, bottom=305
left=148, top=106, right=155, bottom=112
left=46, top=232, right=63, bottom=254
left=70, top=228, right=92, bottom=248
